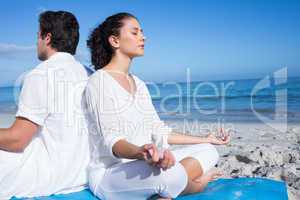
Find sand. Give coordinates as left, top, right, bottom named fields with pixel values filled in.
left=0, top=113, right=299, bottom=199
left=165, top=119, right=300, bottom=200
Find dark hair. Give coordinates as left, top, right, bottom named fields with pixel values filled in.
left=39, top=11, right=79, bottom=55
left=87, top=12, right=137, bottom=70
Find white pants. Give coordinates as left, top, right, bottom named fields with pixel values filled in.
left=90, top=143, right=219, bottom=200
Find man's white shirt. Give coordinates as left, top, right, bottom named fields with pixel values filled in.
left=0, top=52, right=90, bottom=199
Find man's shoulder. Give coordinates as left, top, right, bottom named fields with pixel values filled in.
left=27, top=56, right=84, bottom=78
left=22, top=58, right=65, bottom=85
left=22, top=62, right=48, bottom=82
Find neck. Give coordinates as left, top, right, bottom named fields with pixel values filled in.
left=46, top=49, right=58, bottom=60
left=105, top=52, right=132, bottom=74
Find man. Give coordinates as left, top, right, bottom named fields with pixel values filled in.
left=0, top=11, right=90, bottom=199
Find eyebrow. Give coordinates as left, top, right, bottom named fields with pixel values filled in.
left=132, top=27, right=143, bottom=33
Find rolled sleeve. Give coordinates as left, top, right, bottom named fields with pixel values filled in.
left=16, top=69, right=49, bottom=126
left=105, top=134, right=126, bottom=159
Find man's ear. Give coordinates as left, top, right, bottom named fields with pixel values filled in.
left=108, top=35, right=120, bottom=49
left=45, top=33, right=52, bottom=46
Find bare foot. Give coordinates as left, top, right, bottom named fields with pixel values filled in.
left=148, top=194, right=171, bottom=200
left=180, top=169, right=223, bottom=195
left=194, top=168, right=223, bottom=184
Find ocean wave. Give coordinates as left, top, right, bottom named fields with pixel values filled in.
left=151, top=94, right=297, bottom=101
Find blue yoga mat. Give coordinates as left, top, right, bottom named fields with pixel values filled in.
left=11, top=178, right=288, bottom=200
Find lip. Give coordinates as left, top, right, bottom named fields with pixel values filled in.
left=139, top=44, right=145, bottom=48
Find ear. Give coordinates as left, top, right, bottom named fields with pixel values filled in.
left=108, top=35, right=120, bottom=49
left=45, top=33, right=52, bottom=46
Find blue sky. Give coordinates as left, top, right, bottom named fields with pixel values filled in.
left=0, top=0, right=299, bottom=86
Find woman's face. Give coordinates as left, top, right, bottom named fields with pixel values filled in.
left=117, top=17, right=146, bottom=58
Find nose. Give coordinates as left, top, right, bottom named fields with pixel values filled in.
left=141, top=35, right=146, bottom=41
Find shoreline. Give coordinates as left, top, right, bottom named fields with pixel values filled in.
left=0, top=113, right=15, bottom=128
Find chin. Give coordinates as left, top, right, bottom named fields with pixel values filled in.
left=128, top=49, right=144, bottom=58
left=38, top=54, right=47, bottom=61
left=37, top=51, right=48, bottom=61
left=130, top=53, right=144, bottom=58
left=136, top=50, right=145, bottom=57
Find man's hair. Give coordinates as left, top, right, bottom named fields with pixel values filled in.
left=39, top=11, right=79, bottom=55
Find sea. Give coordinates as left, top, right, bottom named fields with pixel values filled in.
left=0, top=77, right=299, bottom=123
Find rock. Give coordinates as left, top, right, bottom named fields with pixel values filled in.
left=294, top=179, right=300, bottom=190
left=252, top=166, right=269, bottom=177
left=288, top=186, right=300, bottom=200
left=240, top=165, right=253, bottom=177
left=235, top=155, right=253, bottom=164
left=230, top=169, right=240, bottom=177
left=266, top=167, right=283, bottom=181
left=282, top=164, right=300, bottom=188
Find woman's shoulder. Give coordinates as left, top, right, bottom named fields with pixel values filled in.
left=131, top=74, right=146, bottom=87
left=131, top=74, right=152, bottom=97
left=86, top=69, right=112, bottom=92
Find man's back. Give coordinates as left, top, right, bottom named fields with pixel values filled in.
left=0, top=52, right=90, bottom=199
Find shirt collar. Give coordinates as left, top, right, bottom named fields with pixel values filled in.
left=48, top=52, right=75, bottom=61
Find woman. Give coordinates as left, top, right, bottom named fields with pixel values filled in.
left=85, top=12, right=230, bottom=200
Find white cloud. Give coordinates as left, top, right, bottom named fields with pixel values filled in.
left=0, top=43, right=36, bottom=60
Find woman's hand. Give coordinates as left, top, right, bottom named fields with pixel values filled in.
left=139, top=144, right=175, bottom=170
left=139, top=144, right=160, bottom=165
left=206, top=128, right=230, bottom=145
left=155, top=149, right=176, bottom=171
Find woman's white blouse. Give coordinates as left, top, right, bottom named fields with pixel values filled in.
left=84, top=69, right=172, bottom=171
